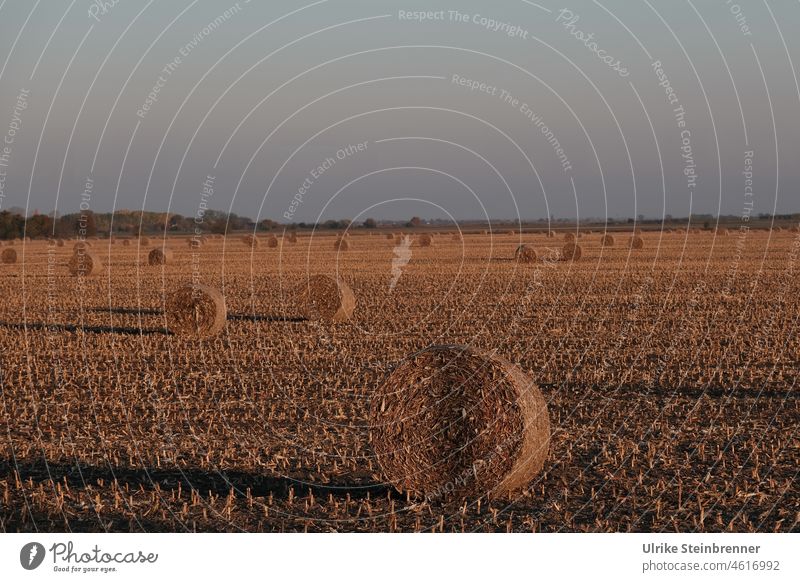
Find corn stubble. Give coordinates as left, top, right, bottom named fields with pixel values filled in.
left=0, top=231, right=797, bottom=532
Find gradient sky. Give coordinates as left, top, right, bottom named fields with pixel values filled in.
left=0, top=0, right=797, bottom=224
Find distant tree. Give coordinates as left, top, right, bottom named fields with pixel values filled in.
left=363, top=218, right=377, bottom=229
left=407, top=216, right=422, bottom=228
left=26, top=214, right=53, bottom=238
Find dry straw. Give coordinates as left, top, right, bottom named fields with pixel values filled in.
left=369, top=345, right=550, bottom=500
left=67, top=250, right=101, bottom=276
left=165, top=283, right=227, bottom=338
left=601, top=234, right=615, bottom=247
left=296, top=274, right=355, bottom=322
left=515, top=244, right=537, bottom=263
left=561, top=242, right=582, bottom=261
left=148, top=247, right=173, bottom=265
left=629, top=236, right=644, bottom=250
left=1, top=248, right=17, bottom=264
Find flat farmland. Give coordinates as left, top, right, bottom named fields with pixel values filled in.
left=0, top=229, right=797, bottom=532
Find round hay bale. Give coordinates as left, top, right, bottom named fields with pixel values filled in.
left=242, top=234, right=259, bottom=248
left=73, top=241, right=92, bottom=252
left=47, top=239, right=56, bottom=247
left=148, top=247, right=173, bottom=265
left=334, top=237, right=349, bottom=251
left=601, top=234, right=615, bottom=247
left=287, top=232, right=298, bottom=243
left=188, top=237, right=203, bottom=249
left=385, top=233, right=394, bottom=240
left=266, top=235, right=279, bottom=248
left=561, top=242, right=582, bottom=262
left=1, top=248, right=17, bottom=264
left=296, top=274, right=355, bottom=322
left=165, top=283, right=227, bottom=338
left=629, top=235, right=644, bottom=250
left=514, top=244, right=537, bottom=263
left=67, top=250, right=101, bottom=276
left=122, top=239, right=131, bottom=246
left=790, top=225, right=800, bottom=233
left=369, top=345, right=550, bottom=500
left=139, top=237, right=150, bottom=247
left=451, top=233, right=463, bottom=242
left=564, top=232, right=576, bottom=242
left=546, top=230, right=555, bottom=238
left=418, top=233, right=433, bottom=247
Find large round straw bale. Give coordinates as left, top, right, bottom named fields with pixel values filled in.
left=148, top=247, right=173, bottom=265
left=1, top=248, right=17, bottom=264
left=629, top=235, right=644, bottom=250
left=67, top=250, right=101, bottom=276
left=563, top=232, right=576, bottom=242
left=514, top=244, right=537, bottom=263
left=418, top=233, right=433, bottom=247
left=242, top=234, right=259, bottom=248
left=334, top=237, right=349, bottom=251
left=561, top=242, right=582, bottom=261
left=266, top=235, right=279, bottom=248
left=369, top=345, right=550, bottom=500
left=165, top=283, right=227, bottom=338
left=601, top=234, right=615, bottom=247
left=139, top=237, right=150, bottom=247
left=296, top=274, right=355, bottom=322
left=287, top=232, right=298, bottom=243
left=546, top=230, right=555, bottom=238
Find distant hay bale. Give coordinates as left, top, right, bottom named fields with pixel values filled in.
left=122, top=239, right=131, bottom=246
left=369, top=345, right=550, bottom=500
left=601, top=234, right=615, bottom=247
left=452, top=232, right=463, bottom=242
left=1, top=248, right=17, bottom=264
left=564, top=232, right=576, bottom=242
left=47, top=239, right=56, bottom=247
left=561, top=242, right=582, bottom=262
left=334, top=237, right=349, bottom=251
left=73, top=241, right=92, bottom=252
left=242, top=234, right=259, bottom=248
left=629, top=236, right=644, bottom=250
left=791, top=225, right=800, bottom=233
left=188, top=237, right=202, bottom=249
left=139, top=237, right=150, bottom=247
left=266, top=235, right=279, bottom=248
left=515, top=244, right=537, bottom=263
left=287, top=232, right=298, bottom=243
left=418, top=233, right=433, bottom=247
left=165, top=283, right=227, bottom=338
left=296, top=274, right=355, bottom=322
left=386, top=233, right=394, bottom=240
left=148, top=247, right=173, bottom=265
left=67, top=250, right=101, bottom=276
left=546, top=230, right=555, bottom=238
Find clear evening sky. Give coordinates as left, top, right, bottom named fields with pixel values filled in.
left=0, top=0, right=797, bottom=225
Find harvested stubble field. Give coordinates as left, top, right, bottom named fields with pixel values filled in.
left=0, top=230, right=797, bottom=532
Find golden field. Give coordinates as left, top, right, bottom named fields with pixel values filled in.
left=0, top=229, right=797, bottom=532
